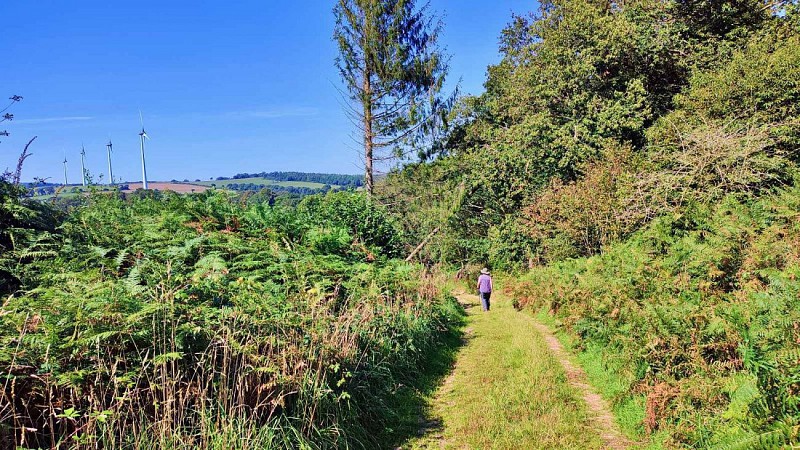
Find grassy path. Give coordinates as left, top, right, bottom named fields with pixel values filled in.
left=400, top=292, right=627, bottom=450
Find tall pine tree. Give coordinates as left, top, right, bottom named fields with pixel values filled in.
left=333, top=0, right=449, bottom=195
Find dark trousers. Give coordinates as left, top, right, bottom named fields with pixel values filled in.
left=479, top=292, right=491, bottom=311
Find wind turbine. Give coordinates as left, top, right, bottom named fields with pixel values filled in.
left=62, top=154, right=69, bottom=186
left=106, top=139, right=114, bottom=185
left=80, top=144, right=87, bottom=187
left=138, top=111, right=149, bottom=190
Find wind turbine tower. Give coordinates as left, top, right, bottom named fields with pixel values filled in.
left=106, top=139, right=114, bottom=185
left=138, top=112, right=149, bottom=190
left=80, top=144, right=87, bottom=187
left=62, top=156, right=68, bottom=186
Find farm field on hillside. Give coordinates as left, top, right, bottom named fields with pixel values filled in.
left=123, top=182, right=210, bottom=193
left=30, top=182, right=211, bottom=199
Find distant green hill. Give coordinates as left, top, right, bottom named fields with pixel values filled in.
left=26, top=172, right=364, bottom=199
left=210, top=171, right=363, bottom=187
left=196, top=171, right=363, bottom=195
left=196, top=177, right=328, bottom=189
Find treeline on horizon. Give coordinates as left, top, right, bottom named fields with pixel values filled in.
left=219, top=182, right=345, bottom=196
left=218, top=171, right=364, bottom=187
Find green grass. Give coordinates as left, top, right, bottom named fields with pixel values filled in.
left=403, top=292, right=605, bottom=449
left=196, top=177, right=330, bottom=189
left=381, top=289, right=467, bottom=446
left=533, top=308, right=669, bottom=450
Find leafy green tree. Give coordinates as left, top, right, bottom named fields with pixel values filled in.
left=391, top=0, right=790, bottom=267
left=333, top=0, right=450, bottom=195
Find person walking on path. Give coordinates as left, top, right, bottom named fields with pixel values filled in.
left=477, top=268, right=493, bottom=311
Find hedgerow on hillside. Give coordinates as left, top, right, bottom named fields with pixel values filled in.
left=0, top=188, right=462, bottom=449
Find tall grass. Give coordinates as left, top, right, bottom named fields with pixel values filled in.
left=0, top=190, right=462, bottom=449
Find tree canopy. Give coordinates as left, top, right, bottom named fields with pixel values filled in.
left=334, top=0, right=450, bottom=194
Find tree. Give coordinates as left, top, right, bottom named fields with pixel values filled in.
left=333, top=0, right=450, bottom=195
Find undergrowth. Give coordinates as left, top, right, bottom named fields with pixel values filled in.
left=510, top=187, right=800, bottom=449
left=0, top=189, right=463, bottom=449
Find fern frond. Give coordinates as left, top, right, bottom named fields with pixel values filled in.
left=715, top=424, right=800, bottom=450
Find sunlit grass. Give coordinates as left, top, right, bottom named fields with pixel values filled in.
left=405, top=293, right=604, bottom=449
left=534, top=308, right=669, bottom=450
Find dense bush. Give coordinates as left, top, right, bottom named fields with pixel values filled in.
left=521, top=146, right=652, bottom=262
left=517, top=23, right=800, bottom=264
left=0, top=181, right=62, bottom=295
left=385, top=0, right=787, bottom=268
left=510, top=188, right=800, bottom=447
left=299, top=191, right=404, bottom=259
left=0, top=190, right=460, bottom=449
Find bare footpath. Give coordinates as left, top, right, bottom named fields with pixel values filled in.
left=531, top=321, right=635, bottom=450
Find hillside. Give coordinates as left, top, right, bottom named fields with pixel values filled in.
left=25, top=171, right=362, bottom=199
left=2, top=1, right=799, bottom=449
left=196, top=177, right=329, bottom=189
left=197, top=172, right=362, bottom=194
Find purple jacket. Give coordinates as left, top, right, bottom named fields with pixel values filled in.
left=477, top=274, right=493, bottom=293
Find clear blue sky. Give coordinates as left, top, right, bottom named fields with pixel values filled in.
left=3, top=1, right=534, bottom=183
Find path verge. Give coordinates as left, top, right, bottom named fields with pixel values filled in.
left=530, top=321, right=635, bottom=450
left=402, top=292, right=607, bottom=449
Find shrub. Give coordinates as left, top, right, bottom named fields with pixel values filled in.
left=0, top=190, right=460, bottom=449
left=510, top=187, right=800, bottom=447
left=299, top=192, right=404, bottom=259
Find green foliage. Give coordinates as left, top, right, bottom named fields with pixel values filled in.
left=509, top=188, right=800, bottom=447
left=513, top=14, right=800, bottom=264
left=0, top=180, right=61, bottom=295
left=0, top=189, right=461, bottom=449
left=299, top=191, right=403, bottom=258
left=521, top=145, right=652, bottom=262
left=387, top=0, right=785, bottom=268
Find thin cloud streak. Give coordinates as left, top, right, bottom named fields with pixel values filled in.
left=15, top=116, right=94, bottom=124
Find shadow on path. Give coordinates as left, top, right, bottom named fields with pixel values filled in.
left=381, top=295, right=470, bottom=449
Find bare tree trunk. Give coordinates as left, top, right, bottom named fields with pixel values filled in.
left=405, top=226, right=441, bottom=262
left=363, top=73, right=374, bottom=196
